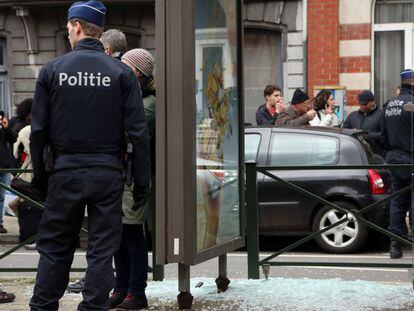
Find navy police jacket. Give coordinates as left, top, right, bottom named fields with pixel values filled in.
left=30, top=38, right=150, bottom=187
left=381, top=84, right=414, bottom=159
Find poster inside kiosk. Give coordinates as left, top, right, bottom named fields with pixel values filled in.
left=195, top=0, right=241, bottom=253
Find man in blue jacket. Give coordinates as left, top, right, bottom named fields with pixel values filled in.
left=29, top=1, right=150, bottom=310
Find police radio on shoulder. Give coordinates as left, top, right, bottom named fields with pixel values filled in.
left=59, top=72, right=111, bottom=87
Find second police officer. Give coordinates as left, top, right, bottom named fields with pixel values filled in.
left=381, top=69, right=414, bottom=259
left=29, top=1, right=151, bottom=310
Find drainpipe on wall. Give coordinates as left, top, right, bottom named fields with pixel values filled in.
left=14, top=6, right=38, bottom=54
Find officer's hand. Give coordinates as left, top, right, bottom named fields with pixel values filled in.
left=132, top=185, right=150, bottom=211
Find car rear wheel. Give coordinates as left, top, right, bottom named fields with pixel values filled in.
left=312, top=202, right=368, bottom=253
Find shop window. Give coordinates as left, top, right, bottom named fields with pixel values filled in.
left=244, top=28, right=283, bottom=124
left=374, top=0, right=414, bottom=105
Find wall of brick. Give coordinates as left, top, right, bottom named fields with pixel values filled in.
left=339, top=56, right=371, bottom=73
left=307, top=0, right=340, bottom=95
left=339, top=23, right=371, bottom=41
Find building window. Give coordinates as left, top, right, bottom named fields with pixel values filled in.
left=244, top=28, right=283, bottom=125
left=373, top=0, right=414, bottom=105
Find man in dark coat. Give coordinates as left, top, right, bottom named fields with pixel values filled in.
left=381, top=69, right=414, bottom=259
left=256, top=84, right=285, bottom=125
left=29, top=1, right=150, bottom=310
left=275, top=88, right=316, bottom=126
left=343, top=90, right=382, bottom=153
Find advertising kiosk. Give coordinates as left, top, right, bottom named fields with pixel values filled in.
left=155, top=0, right=244, bottom=308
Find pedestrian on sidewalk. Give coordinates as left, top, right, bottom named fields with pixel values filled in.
left=310, top=90, right=339, bottom=127
left=107, top=48, right=156, bottom=310
left=29, top=1, right=151, bottom=310
left=255, top=84, right=285, bottom=125
left=275, top=88, right=316, bottom=126
left=101, top=28, right=127, bottom=60
left=343, top=90, right=383, bottom=154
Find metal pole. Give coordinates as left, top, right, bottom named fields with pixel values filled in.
left=177, top=263, right=193, bottom=309
left=178, top=263, right=190, bottom=293
left=151, top=183, right=164, bottom=281
left=218, top=254, right=227, bottom=278
left=216, top=254, right=230, bottom=292
left=246, top=161, right=260, bottom=279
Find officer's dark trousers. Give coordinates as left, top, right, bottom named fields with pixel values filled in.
left=386, top=150, right=413, bottom=238
left=388, top=169, right=412, bottom=238
left=30, top=167, right=123, bottom=311
left=114, top=224, right=148, bottom=297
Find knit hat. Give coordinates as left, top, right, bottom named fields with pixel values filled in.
left=67, top=1, right=106, bottom=27
left=291, top=88, right=309, bottom=105
left=358, top=90, right=375, bottom=105
left=400, top=69, right=414, bottom=81
left=122, top=49, right=155, bottom=77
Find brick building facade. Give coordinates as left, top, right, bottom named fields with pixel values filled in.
left=0, top=0, right=412, bottom=121
left=307, top=0, right=413, bottom=109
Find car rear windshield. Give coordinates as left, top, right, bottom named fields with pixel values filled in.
left=354, top=134, right=384, bottom=164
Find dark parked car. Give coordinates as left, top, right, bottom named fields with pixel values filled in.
left=245, top=126, right=390, bottom=253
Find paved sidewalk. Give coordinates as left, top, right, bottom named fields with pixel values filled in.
left=0, top=216, right=19, bottom=244
left=1, top=277, right=413, bottom=311
left=0, top=278, right=222, bottom=310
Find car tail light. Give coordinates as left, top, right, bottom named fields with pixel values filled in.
left=368, top=169, right=386, bottom=194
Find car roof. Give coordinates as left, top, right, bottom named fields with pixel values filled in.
left=245, top=125, right=366, bottom=137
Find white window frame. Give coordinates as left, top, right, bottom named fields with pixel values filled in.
left=371, top=22, right=414, bottom=90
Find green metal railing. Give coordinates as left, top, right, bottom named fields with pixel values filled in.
left=0, top=168, right=164, bottom=281
left=246, top=162, right=414, bottom=280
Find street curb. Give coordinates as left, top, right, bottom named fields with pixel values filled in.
left=0, top=234, right=19, bottom=244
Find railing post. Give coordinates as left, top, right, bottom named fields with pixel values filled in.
left=246, top=161, right=260, bottom=279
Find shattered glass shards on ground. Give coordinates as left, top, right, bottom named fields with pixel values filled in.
left=146, top=277, right=414, bottom=311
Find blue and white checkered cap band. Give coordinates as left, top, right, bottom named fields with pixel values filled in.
left=400, top=69, right=414, bottom=80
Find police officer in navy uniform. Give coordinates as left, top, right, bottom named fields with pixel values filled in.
left=381, top=69, right=414, bottom=259
left=29, top=1, right=150, bottom=310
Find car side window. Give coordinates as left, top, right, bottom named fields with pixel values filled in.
left=269, top=133, right=339, bottom=166
left=245, top=134, right=261, bottom=162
